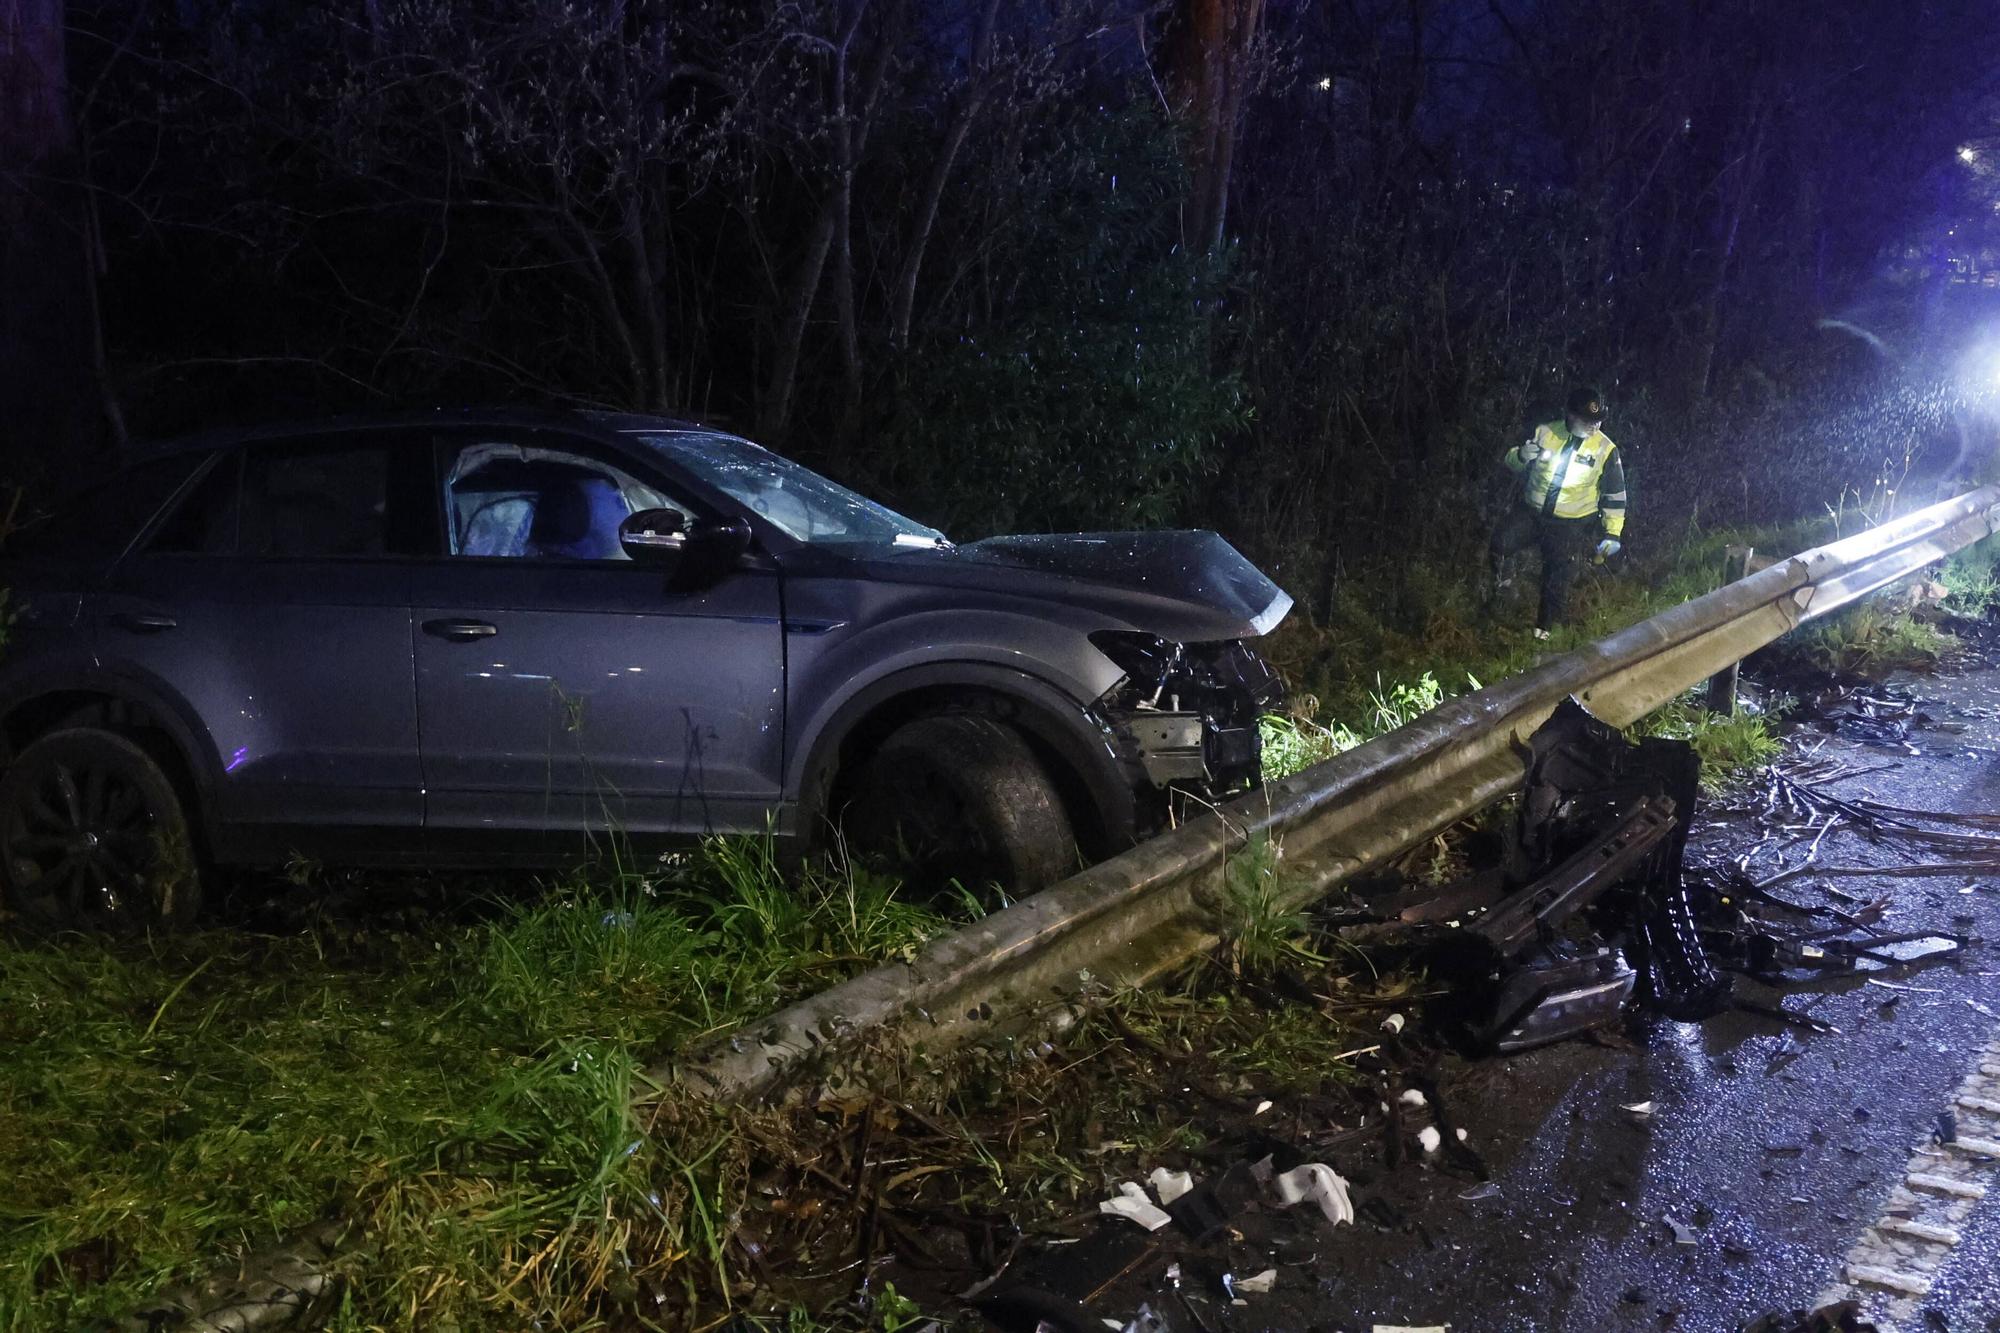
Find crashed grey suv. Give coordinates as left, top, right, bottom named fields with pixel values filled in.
left=0, top=410, right=1290, bottom=932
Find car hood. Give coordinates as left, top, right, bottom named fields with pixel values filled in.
left=857, top=530, right=1294, bottom=642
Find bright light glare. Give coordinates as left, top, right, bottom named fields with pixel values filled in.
left=1957, top=334, right=2000, bottom=394
left=1316, top=76, right=1332, bottom=91
left=1961, top=145, right=1980, bottom=164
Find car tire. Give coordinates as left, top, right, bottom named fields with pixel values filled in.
left=842, top=714, right=1077, bottom=894
left=0, top=727, right=201, bottom=935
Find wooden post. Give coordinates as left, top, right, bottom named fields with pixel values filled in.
left=1706, top=545, right=1754, bottom=713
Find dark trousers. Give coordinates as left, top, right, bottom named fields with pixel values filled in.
left=1489, top=507, right=1597, bottom=630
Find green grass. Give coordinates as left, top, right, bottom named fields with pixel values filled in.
left=1634, top=692, right=1786, bottom=793
left=1217, top=833, right=1319, bottom=976
left=1776, top=598, right=1957, bottom=677
left=1939, top=540, right=2000, bottom=616
left=0, top=843, right=952, bottom=1331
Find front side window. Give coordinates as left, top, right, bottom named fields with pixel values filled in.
left=441, top=439, right=678, bottom=562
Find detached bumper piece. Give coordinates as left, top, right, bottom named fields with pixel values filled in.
left=1413, top=699, right=1725, bottom=1053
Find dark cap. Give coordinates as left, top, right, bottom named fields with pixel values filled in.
left=1566, top=386, right=1607, bottom=421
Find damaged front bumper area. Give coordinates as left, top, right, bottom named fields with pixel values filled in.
left=1088, top=632, right=1286, bottom=811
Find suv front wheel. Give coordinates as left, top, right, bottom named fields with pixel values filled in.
left=0, top=727, right=201, bottom=935
left=841, top=714, right=1076, bottom=894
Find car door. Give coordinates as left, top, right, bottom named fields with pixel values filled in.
left=95, top=434, right=430, bottom=859
left=409, top=429, right=786, bottom=849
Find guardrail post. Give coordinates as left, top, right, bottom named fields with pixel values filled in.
left=1705, top=545, right=1755, bottom=713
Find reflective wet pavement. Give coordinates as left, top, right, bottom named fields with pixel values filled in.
left=1107, top=658, right=2000, bottom=1333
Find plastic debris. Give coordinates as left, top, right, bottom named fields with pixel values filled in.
left=1458, top=1181, right=1500, bottom=1201
left=1271, top=1161, right=1355, bottom=1226
left=1235, top=1269, right=1277, bottom=1295
left=1455, top=1127, right=1468, bottom=1142
left=1620, top=1101, right=1653, bottom=1116
left=1381, top=1013, right=1407, bottom=1034
left=1399, top=1089, right=1427, bottom=1108
left=1373, top=1326, right=1451, bottom=1332
left=1148, top=1167, right=1194, bottom=1204
left=1253, top=1099, right=1274, bottom=1116
left=1418, top=1125, right=1442, bottom=1154
left=1117, top=1304, right=1169, bottom=1333
left=1665, top=1214, right=1698, bottom=1245
left=1098, top=1181, right=1172, bottom=1231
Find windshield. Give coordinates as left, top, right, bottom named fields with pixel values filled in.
left=632, top=431, right=948, bottom=549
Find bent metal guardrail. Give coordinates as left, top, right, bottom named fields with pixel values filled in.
left=678, top=485, right=2000, bottom=1102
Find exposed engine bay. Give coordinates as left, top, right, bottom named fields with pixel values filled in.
left=1089, top=632, right=1287, bottom=809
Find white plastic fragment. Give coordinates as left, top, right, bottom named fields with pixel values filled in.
left=1254, top=1099, right=1274, bottom=1116
left=1381, top=1013, right=1406, bottom=1034
left=1148, top=1167, right=1194, bottom=1205
left=1373, top=1325, right=1450, bottom=1332
left=1236, top=1269, right=1277, bottom=1295
left=1665, top=1214, right=1697, bottom=1245
left=1098, top=1181, right=1172, bottom=1231
left=1399, top=1089, right=1427, bottom=1108
left=1272, top=1162, right=1355, bottom=1226
left=1418, top=1125, right=1442, bottom=1154
left=1620, top=1101, right=1654, bottom=1117
left=1455, top=1127, right=1467, bottom=1142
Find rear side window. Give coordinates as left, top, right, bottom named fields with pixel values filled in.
left=150, top=454, right=242, bottom=554
left=242, top=443, right=390, bottom=557
left=3, top=456, right=201, bottom=560
left=147, top=438, right=432, bottom=559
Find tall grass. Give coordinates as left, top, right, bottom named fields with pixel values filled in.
left=0, top=840, right=951, bottom=1330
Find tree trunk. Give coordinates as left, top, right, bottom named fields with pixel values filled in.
left=760, top=0, right=901, bottom=438
left=888, top=0, right=999, bottom=347
left=761, top=201, right=838, bottom=438
left=1156, top=0, right=1265, bottom=254
left=2, top=0, right=108, bottom=468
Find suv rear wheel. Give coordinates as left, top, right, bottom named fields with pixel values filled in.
left=0, top=728, right=200, bottom=935
left=842, top=714, right=1076, bottom=894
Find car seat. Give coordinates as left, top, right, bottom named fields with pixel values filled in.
left=524, top=473, right=627, bottom=560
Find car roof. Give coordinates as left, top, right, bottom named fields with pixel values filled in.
left=120, top=406, right=717, bottom=462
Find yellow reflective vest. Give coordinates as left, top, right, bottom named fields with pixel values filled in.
left=1503, top=421, right=1627, bottom=536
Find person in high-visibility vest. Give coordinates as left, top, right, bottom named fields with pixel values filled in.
left=1488, top=386, right=1627, bottom=639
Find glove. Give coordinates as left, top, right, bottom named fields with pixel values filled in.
left=1595, top=538, right=1621, bottom=559
left=1518, top=440, right=1543, bottom=463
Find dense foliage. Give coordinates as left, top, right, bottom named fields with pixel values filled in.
left=15, top=0, right=2000, bottom=618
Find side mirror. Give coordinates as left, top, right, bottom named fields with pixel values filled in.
left=618, top=507, right=687, bottom=563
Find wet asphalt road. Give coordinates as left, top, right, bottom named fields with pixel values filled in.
left=1144, top=659, right=2000, bottom=1333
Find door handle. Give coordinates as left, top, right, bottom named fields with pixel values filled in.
left=108, top=611, right=177, bottom=634
left=423, top=618, right=499, bottom=642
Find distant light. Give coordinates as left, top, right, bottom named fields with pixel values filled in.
left=1316, top=76, right=1332, bottom=91
left=1961, top=146, right=1980, bottom=164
